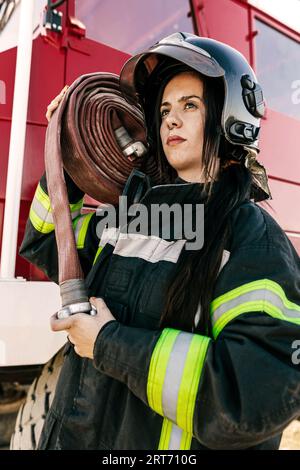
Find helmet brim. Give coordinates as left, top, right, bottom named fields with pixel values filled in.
left=120, top=44, right=225, bottom=104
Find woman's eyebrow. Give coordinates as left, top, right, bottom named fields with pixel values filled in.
left=160, top=95, right=203, bottom=107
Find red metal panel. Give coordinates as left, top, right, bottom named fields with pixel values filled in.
left=0, top=120, right=49, bottom=279
left=260, top=178, right=300, bottom=234
left=259, top=110, right=300, bottom=184
left=0, top=48, right=15, bottom=252
left=288, top=236, right=300, bottom=256
left=0, top=119, right=10, bottom=272
left=20, top=124, right=47, bottom=201
left=0, top=200, right=4, bottom=263
left=0, top=33, right=66, bottom=279
left=0, top=47, right=16, bottom=119
left=249, top=6, right=300, bottom=251
left=64, top=37, right=130, bottom=84
left=0, top=120, right=10, bottom=199
left=0, top=34, right=66, bottom=198
left=15, top=199, right=49, bottom=280
left=27, top=35, right=66, bottom=124
left=191, top=0, right=251, bottom=61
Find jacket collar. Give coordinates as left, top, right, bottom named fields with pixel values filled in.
left=141, top=176, right=210, bottom=206
left=122, top=169, right=214, bottom=206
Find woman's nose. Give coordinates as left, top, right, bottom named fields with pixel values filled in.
left=166, top=111, right=182, bottom=129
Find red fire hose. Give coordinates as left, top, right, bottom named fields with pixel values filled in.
left=44, top=72, right=159, bottom=317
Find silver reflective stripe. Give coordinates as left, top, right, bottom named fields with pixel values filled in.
left=168, top=424, right=183, bottom=450
left=162, top=332, right=193, bottom=422
left=70, top=209, right=81, bottom=219
left=194, top=303, right=201, bottom=328
left=100, top=226, right=119, bottom=248
left=219, top=249, right=230, bottom=273
left=113, top=233, right=186, bottom=263
left=194, top=249, right=230, bottom=328
left=31, top=197, right=81, bottom=224
left=212, top=288, right=300, bottom=326
left=74, top=216, right=85, bottom=246
left=31, top=197, right=53, bottom=224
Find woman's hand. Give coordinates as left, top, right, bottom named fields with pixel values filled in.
left=45, top=85, right=69, bottom=122
left=50, top=297, right=116, bottom=359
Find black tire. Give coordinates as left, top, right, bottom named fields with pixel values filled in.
left=10, top=347, right=64, bottom=450
left=0, top=394, right=26, bottom=448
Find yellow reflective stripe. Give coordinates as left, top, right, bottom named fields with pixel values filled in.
left=30, top=184, right=53, bottom=233
left=73, top=212, right=94, bottom=249
left=177, top=335, right=210, bottom=433
left=70, top=198, right=84, bottom=213
left=30, top=183, right=83, bottom=234
left=36, top=183, right=83, bottom=214
left=148, top=329, right=210, bottom=439
left=158, top=419, right=172, bottom=450
left=36, top=184, right=51, bottom=211
left=72, top=215, right=81, bottom=228
left=212, top=279, right=266, bottom=311
left=158, top=419, right=192, bottom=450
left=211, top=279, right=300, bottom=339
left=77, top=212, right=93, bottom=249
left=213, top=300, right=300, bottom=339
left=213, top=300, right=262, bottom=339
left=93, top=245, right=103, bottom=265
left=212, top=279, right=300, bottom=312
left=29, top=206, right=54, bottom=234
left=147, top=329, right=180, bottom=416
left=180, top=430, right=192, bottom=450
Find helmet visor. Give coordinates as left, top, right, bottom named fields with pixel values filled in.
left=120, top=44, right=225, bottom=104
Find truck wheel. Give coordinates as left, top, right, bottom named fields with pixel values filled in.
left=10, top=347, right=64, bottom=450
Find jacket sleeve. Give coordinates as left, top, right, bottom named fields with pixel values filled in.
left=19, top=172, right=102, bottom=283
left=93, top=209, right=300, bottom=450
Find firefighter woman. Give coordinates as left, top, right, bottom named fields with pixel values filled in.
left=20, top=32, right=300, bottom=450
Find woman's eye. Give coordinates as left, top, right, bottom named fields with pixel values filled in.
left=160, top=102, right=197, bottom=118
left=160, top=109, right=169, bottom=118
left=185, top=102, right=197, bottom=110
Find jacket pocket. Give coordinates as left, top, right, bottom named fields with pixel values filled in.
left=103, top=296, right=131, bottom=325
left=104, top=262, right=134, bottom=308
left=134, top=265, right=173, bottom=329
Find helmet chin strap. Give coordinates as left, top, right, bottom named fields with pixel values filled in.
left=218, top=143, right=271, bottom=202
left=244, top=148, right=272, bottom=202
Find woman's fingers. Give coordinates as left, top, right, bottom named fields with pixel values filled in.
left=89, top=297, right=110, bottom=314
left=89, top=297, right=116, bottom=322
left=50, top=312, right=74, bottom=331
left=45, top=101, right=59, bottom=122
left=60, top=85, right=69, bottom=95
left=45, top=85, right=69, bottom=122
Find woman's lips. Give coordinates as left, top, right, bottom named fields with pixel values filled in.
left=167, top=136, right=187, bottom=146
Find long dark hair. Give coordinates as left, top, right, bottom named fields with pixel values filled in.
left=146, top=63, right=253, bottom=337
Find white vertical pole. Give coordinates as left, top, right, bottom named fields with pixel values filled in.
left=0, top=0, right=35, bottom=279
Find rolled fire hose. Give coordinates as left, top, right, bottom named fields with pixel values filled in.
left=44, top=72, right=159, bottom=318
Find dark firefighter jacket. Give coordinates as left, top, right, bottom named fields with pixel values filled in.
left=19, top=169, right=300, bottom=450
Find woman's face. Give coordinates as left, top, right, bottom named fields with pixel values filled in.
left=159, top=72, right=206, bottom=182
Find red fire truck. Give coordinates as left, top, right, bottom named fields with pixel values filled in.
left=0, top=0, right=299, bottom=448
